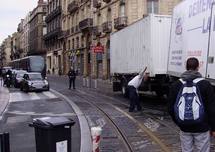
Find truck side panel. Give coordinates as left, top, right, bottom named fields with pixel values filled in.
left=110, top=14, right=171, bottom=76
left=151, top=15, right=171, bottom=75
left=168, top=0, right=213, bottom=77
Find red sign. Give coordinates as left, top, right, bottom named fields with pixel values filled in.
left=93, top=46, right=104, bottom=53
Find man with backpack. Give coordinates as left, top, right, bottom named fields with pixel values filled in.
left=168, top=57, right=215, bottom=152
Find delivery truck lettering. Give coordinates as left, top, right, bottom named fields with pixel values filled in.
left=168, top=0, right=215, bottom=84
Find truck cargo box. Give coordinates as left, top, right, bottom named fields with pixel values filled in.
left=110, top=14, right=171, bottom=77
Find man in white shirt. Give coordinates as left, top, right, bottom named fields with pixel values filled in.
left=127, top=67, right=147, bottom=112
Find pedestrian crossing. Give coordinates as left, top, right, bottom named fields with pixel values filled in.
left=9, top=91, right=58, bottom=102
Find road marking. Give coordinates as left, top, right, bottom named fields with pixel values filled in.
left=51, top=89, right=92, bottom=152
left=10, top=92, right=24, bottom=102
left=9, top=91, right=58, bottom=102
left=6, top=111, right=77, bottom=117
left=42, top=91, right=57, bottom=99
left=28, top=92, right=40, bottom=100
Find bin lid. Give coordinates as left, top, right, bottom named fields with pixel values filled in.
left=32, top=117, right=75, bottom=128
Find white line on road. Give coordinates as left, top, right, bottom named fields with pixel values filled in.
left=42, top=91, right=57, bottom=99
left=28, top=92, right=40, bottom=100
left=6, top=111, right=77, bottom=117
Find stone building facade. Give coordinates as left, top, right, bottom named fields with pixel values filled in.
left=62, top=0, right=93, bottom=76
left=1, top=36, right=12, bottom=66
left=22, top=12, right=31, bottom=57
left=29, top=0, right=47, bottom=56
left=44, top=0, right=64, bottom=74
left=61, top=0, right=181, bottom=78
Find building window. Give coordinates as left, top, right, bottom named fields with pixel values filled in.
left=43, top=27, right=47, bottom=35
left=76, top=37, right=79, bottom=48
left=68, top=40, right=71, bottom=50
left=97, top=14, right=101, bottom=25
left=72, top=39, right=74, bottom=49
left=107, top=8, right=111, bottom=21
left=43, top=15, right=46, bottom=22
left=147, top=0, right=158, bottom=14
left=120, top=4, right=125, bottom=17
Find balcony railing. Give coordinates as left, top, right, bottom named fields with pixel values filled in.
left=68, top=1, right=79, bottom=14
left=44, top=27, right=62, bottom=40
left=79, top=18, right=93, bottom=31
left=45, top=6, right=62, bottom=23
left=103, top=0, right=111, bottom=3
left=102, top=21, right=112, bottom=33
left=114, top=16, right=127, bottom=30
left=93, top=0, right=101, bottom=8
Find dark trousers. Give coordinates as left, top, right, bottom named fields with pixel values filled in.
left=69, top=78, right=75, bottom=89
left=128, top=86, right=142, bottom=111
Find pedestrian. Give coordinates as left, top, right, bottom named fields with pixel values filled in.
left=127, top=67, right=147, bottom=112
left=52, top=67, right=55, bottom=74
left=168, top=57, right=215, bottom=152
left=68, top=67, right=76, bottom=89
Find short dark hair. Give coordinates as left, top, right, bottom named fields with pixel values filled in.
left=186, top=57, right=199, bottom=71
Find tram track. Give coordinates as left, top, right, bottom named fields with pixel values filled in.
left=67, top=90, right=171, bottom=152
left=74, top=88, right=182, bottom=151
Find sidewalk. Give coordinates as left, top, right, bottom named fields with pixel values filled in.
left=0, top=78, right=9, bottom=118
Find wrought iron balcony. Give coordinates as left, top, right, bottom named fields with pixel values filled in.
left=93, top=0, right=101, bottom=8
left=103, top=0, right=111, bottom=3
left=68, top=1, right=79, bottom=14
left=114, top=16, right=127, bottom=30
left=102, top=21, right=112, bottom=33
left=44, top=27, right=62, bottom=40
left=45, top=6, right=62, bottom=23
left=93, top=26, right=102, bottom=36
left=79, top=18, right=93, bottom=32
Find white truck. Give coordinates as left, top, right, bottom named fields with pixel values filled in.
left=110, top=14, right=172, bottom=96
left=168, top=0, right=215, bottom=85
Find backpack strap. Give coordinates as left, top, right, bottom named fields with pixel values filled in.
left=179, top=78, right=186, bottom=84
left=193, top=78, right=204, bottom=84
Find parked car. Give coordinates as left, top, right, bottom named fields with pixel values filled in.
left=20, top=72, right=49, bottom=92
left=13, top=70, right=27, bottom=88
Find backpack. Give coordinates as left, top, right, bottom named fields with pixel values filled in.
left=174, top=78, right=205, bottom=125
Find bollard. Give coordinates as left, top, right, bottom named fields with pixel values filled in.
left=83, top=78, right=86, bottom=87
left=91, top=127, right=102, bottom=152
left=86, top=78, right=90, bottom=88
left=94, top=79, right=97, bottom=89
left=0, top=132, right=10, bottom=152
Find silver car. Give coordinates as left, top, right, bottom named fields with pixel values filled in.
left=20, top=72, right=49, bottom=92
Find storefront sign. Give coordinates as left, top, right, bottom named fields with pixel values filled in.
left=93, top=46, right=104, bottom=53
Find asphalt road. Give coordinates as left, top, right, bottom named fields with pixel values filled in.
left=1, top=75, right=214, bottom=152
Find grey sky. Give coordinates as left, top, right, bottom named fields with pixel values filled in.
left=0, top=0, right=38, bottom=44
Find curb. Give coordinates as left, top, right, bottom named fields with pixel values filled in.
left=0, top=86, right=10, bottom=118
